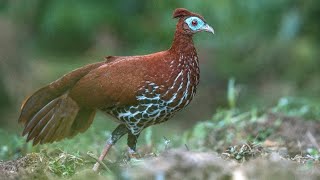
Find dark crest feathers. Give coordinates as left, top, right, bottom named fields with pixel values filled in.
left=173, top=8, right=205, bottom=21
left=173, top=8, right=192, bottom=18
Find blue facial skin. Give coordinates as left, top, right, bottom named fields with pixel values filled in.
left=185, top=17, right=205, bottom=31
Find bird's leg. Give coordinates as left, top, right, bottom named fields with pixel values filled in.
left=92, top=124, right=128, bottom=171
left=127, top=133, right=140, bottom=159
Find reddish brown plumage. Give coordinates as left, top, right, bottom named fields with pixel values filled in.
left=18, top=8, right=214, bottom=170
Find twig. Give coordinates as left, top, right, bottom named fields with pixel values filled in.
left=86, top=152, right=111, bottom=172
left=163, top=136, right=171, bottom=150
left=185, top=144, right=190, bottom=151
left=245, top=143, right=252, bottom=151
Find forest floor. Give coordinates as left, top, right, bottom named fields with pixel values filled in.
left=0, top=97, right=320, bottom=180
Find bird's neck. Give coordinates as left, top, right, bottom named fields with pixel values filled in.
left=169, top=31, right=196, bottom=55
left=167, top=30, right=200, bottom=88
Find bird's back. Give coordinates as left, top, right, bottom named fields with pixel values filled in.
left=69, top=51, right=173, bottom=109
left=75, top=50, right=200, bottom=135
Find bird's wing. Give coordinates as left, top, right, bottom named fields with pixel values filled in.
left=69, top=56, right=152, bottom=109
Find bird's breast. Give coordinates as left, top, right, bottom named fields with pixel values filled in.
left=107, top=54, right=200, bottom=135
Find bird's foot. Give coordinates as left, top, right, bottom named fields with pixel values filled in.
left=127, top=148, right=141, bottom=160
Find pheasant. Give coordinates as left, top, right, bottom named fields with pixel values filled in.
left=18, top=8, right=214, bottom=171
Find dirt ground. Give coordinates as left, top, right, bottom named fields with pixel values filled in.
left=1, top=113, right=319, bottom=180
left=0, top=153, right=49, bottom=180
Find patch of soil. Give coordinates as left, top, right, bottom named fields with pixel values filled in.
left=125, top=149, right=320, bottom=180
left=0, top=153, right=49, bottom=180
left=205, top=112, right=320, bottom=157
left=125, top=149, right=235, bottom=179
left=267, top=113, right=320, bottom=155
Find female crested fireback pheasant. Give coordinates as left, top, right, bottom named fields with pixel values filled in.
left=18, top=8, right=214, bottom=171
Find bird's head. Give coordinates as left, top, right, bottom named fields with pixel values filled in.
left=173, top=8, right=214, bottom=35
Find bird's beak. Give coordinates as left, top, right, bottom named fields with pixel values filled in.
left=201, top=24, right=214, bottom=34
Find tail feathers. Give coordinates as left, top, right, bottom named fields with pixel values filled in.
left=19, top=61, right=106, bottom=125
left=22, top=94, right=80, bottom=145
left=19, top=86, right=63, bottom=125
left=19, top=61, right=106, bottom=145
left=22, top=98, right=59, bottom=136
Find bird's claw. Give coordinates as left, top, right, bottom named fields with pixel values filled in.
left=127, top=148, right=141, bottom=160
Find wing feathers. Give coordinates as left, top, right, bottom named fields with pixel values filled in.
left=23, top=98, right=59, bottom=136
left=26, top=107, right=55, bottom=142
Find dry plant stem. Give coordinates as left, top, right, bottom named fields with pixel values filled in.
left=92, top=143, right=113, bottom=172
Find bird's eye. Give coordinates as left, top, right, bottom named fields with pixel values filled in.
left=185, top=17, right=204, bottom=31
left=191, top=20, right=198, bottom=26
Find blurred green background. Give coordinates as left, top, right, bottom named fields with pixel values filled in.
left=0, top=0, right=319, bottom=142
